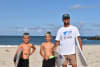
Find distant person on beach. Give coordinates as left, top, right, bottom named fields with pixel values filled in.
left=55, top=14, right=82, bottom=67
left=13, top=33, right=36, bottom=67
left=40, top=32, right=56, bottom=67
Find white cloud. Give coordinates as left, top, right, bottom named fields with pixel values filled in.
left=69, top=4, right=81, bottom=10
left=3, top=23, right=100, bottom=36
left=8, top=24, right=60, bottom=36
left=92, top=23, right=100, bottom=27
left=69, top=4, right=100, bottom=10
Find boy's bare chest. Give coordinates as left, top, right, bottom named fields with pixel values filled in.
left=44, top=45, right=53, bottom=49
left=22, top=45, right=31, bottom=50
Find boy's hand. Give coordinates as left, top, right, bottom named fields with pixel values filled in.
left=53, top=47, right=56, bottom=52
left=29, top=52, right=33, bottom=56
left=44, top=56, right=48, bottom=60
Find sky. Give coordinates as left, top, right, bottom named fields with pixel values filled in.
left=0, top=0, right=100, bottom=36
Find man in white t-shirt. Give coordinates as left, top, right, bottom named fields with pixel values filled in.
left=55, top=14, right=82, bottom=67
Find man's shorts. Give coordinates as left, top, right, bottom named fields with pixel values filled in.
left=42, top=57, right=56, bottom=67
left=63, top=54, right=77, bottom=65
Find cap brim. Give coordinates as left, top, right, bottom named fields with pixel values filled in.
left=63, top=17, right=70, bottom=19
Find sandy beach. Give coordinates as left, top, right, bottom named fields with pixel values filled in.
left=0, top=45, right=100, bottom=67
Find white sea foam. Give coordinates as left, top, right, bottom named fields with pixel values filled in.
left=0, top=44, right=38, bottom=47
left=0, top=45, right=18, bottom=47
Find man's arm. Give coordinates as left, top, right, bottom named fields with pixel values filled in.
left=30, top=45, right=36, bottom=55
left=77, top=36, right=83, bottom=50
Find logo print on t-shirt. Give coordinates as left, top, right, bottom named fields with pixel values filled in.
left=64, top=31, right=67, bottom=35
left=63, top=31, right=72, bottom=39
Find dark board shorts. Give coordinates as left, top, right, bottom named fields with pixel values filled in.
left=18, top=58, right=29, bottom=67
left=42, top=57, right=56, bottom=67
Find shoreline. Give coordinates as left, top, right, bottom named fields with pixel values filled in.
left=0, top=44, right=100, bottom=47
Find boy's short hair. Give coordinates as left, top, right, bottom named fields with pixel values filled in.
left=23, top=32, right=30, bottom=37
left=45, top=32, right=52, bottom=36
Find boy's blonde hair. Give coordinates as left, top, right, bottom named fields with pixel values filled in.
left=23, top=32, right=30, bottom=37
left=45, top=32, right=52, bottom=36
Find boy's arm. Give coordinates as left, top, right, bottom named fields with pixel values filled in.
left=78, top=36, right=83, bottom=50
left=14, top=45, right=22, bottom=59
left=40, top=44, right=44, bottom=58
left=13, top=44, right=22, bottom=67
left=55, top=40, right=60, bottom=47
left=55, top=29, right=61, bottom=47
left=30, top=45, right=36, bottom=55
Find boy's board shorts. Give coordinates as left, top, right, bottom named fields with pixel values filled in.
left=18, top=58, right=29, bottom=67
left=63, top=54, right=77, bottom=65
left=42, top=57, right=56, bottom=67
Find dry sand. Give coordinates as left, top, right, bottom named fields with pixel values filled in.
left=0, top=45, right=100, bottom=67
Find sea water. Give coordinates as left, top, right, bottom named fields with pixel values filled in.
left=0, top=36, right=100, bottom=46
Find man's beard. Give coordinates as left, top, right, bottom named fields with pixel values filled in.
left=64, top=22, right=70, bottom=26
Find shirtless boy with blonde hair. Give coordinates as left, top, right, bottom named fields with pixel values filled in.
left=14, top=33, right=36, bottom=67
left=40, top=32, right=56, bottom=67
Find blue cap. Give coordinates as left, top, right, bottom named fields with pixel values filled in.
left=62, top=14, right=70, bottom=19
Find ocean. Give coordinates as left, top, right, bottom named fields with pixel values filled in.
left=0, top=36, right=100, bottom=46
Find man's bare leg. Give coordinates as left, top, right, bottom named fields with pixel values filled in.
left=72, top=64, right=77, bottom=67
left=62, top=64, right=67, bottom=67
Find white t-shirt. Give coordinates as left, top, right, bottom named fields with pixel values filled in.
left=56, top=25, right=80, bottom=55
